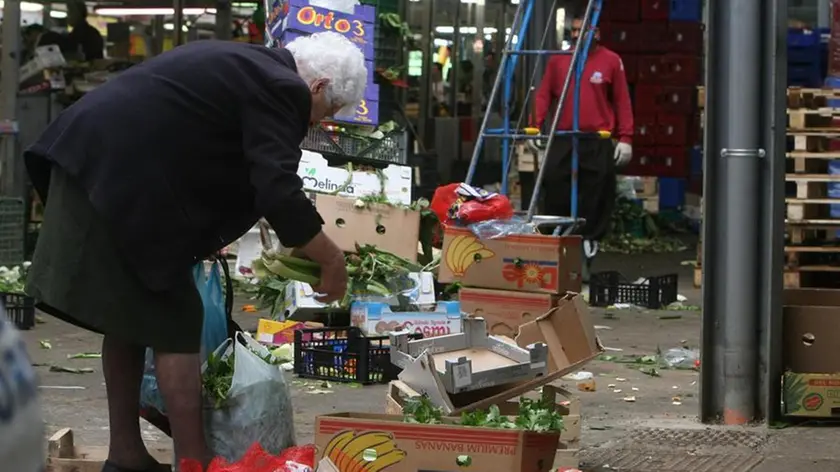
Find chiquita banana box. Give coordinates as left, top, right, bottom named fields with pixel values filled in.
left=315, top=413, right=560, bottom=472
left=437, top=226, right=582, bottom=294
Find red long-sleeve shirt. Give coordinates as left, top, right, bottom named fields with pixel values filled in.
left=535, top=46, right=634, bottom=144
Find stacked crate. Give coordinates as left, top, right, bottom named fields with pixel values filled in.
left=360, top=0, right=405, bottom=124
left=600, top=0, right=704, bottom=211
left=784, top=87, right=840, bottom=289
left=788, top=28, right=829, bottom=88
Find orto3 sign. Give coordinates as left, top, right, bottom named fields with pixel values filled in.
left=296, top=6, right=365, bottom=37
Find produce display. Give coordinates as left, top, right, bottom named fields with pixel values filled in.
left=0, top=263, right=29, bottom=294
left=250, top=244, right=427, bottom=315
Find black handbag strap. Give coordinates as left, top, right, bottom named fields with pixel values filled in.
left=214, top=253, right=242, bottom=336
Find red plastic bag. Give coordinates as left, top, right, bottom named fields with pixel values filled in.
left=430, top=183, right=514, bottom=225
left=179, top=443, right=316, bottom=472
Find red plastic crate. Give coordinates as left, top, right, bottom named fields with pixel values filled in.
left=640, top=0, right=670, bottom=21
left=658, top=86, right=696, bottom=113
left=622, top=55, right=638, bottom=82
left=601, top=0, right=640, bottom=22
left=656, top=113, right=689, bottom=146
left=637, top=22, right=668, bottom=53
left=622, top=146, right=689, bottom=178
left=600, top=22, right=641, bottom=53
left=637, top=55, right=701, bottom=85
left=633, top=84, right=661, bottom=113
left=634, top=115, right=658, bottom=146
left=636, top=56, right=664, bottom=82
left=666, top=22, right=704, bottom=54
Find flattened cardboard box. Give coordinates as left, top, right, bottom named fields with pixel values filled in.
left=459, top=287, right=560, bottom=337
left=315, top=413, right=559, bottom=472
left=391, top=293, right=601, bottom=414
left=437, top=226, right=582, bottom=294
left=312, top=193, right=420, bottom=262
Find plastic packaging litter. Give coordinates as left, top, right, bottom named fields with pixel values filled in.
left=663, top=347, right=700, bottom=369
left=617, top=176, right=640, bottom=200
left=468, top=216, right=538, bottom=239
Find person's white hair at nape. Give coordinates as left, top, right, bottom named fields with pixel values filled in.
left=285, top=31, right=367, bottom=116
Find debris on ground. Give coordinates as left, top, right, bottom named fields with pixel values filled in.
left=39, top=340, right=51, bottom=349
left=67, top=352, right=101, bottom=359
left=49, top=365, right=94, bottom=374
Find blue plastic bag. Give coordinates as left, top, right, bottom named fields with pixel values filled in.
left=140, top=261, right=229, bottom=413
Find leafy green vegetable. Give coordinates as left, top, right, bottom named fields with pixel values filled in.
left=403, top=395, right=564, bottom=433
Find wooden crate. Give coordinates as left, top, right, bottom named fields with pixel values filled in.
left=47, top=428, right=172, bottom=472
left=384, top=381, right=582, bottom=469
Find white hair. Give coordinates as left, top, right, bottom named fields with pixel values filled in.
left=285, top=32, right=367, bottom=116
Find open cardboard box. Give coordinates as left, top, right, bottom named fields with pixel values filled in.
left=384, top=381, right=581, bottom=448
left=311, top=193, right=420, bottom=262
left=393, top=292, right=601, bottom=414
left=782, top=288, right=840, bottom=417
left=314, top=412, right=560, bottom=472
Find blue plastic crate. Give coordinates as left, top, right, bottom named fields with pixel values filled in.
left=689, top=146, right=702, bottom=176
left=788, top=29, right=821, bottom=48
left=669, top=0, right=702, bottom=22
left=788, top=46, right=822, bottom=65
left=658, top=178, right=686, bottom=210
left=789, top=64, right=823, bottom=87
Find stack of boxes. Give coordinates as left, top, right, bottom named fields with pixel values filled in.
left=600, top=0, right=704, bottom=211
left=788, top=28, right=829, bottom=88
left=437, top=226, right=583, bottom=339
left=267, top=0, right=380, bottom=125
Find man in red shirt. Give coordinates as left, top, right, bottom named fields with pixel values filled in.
left=534, top=17, right=634, bottom=279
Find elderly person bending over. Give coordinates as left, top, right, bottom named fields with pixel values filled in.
left=24, top=32, right=365, bottom=471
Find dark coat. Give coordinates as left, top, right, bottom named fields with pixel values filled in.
left=25, top=41, right=323, bottom=291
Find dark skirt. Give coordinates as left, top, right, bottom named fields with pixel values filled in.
left=26, top=166, right=203, bottom=353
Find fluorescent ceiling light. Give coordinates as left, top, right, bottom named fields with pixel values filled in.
left=164, top=23, right=190, bottom=32
left=0, top=1, right=46, bottom=12
left=434, top=26, right=500, bottom=35
left=96, top=7, right=216, bottom=16
left=50, top=10, right=67, bottom=18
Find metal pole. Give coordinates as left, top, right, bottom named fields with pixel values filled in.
left=417, top=0, right=434, bottom=147
left=701, top=0, right=763, bottom=424
left=451, top=2, right=461, bottom=117
left=757, top=0, right=788, bottom=423
left=173, top=0, right=185, bottom=46
left=43, top=4, right=53, bottom=29
left=152, top=16, right=166, bottom=56
left=472, top=0, right=485, bottom=118
left=0, top=0, right=21, bottom=195
left=215, top=0, right=233, bottom=41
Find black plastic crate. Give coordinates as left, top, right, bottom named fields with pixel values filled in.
left=589, top=271, right=678, bottom=309
left=301, top=126, right=407, bottom=165
left=2, top=292, right=34, bottom=330
left=293, top=327, right=421, bottom=384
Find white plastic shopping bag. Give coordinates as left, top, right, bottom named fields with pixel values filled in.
left=203, top=332, right=295, bottom=462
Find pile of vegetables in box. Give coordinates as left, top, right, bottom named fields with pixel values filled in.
left=0, top=263, right=30, bottom=294
left=402, top=395, right=565, bottom=433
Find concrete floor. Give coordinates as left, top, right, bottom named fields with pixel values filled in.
left=25, top=244, right=840, bottom=471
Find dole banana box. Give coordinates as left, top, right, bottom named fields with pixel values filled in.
left=438, top=226, right=583, bottom=294
left=315, top=413, right=559, bottom=472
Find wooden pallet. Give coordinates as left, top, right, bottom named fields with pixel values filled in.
left=787, top=87, right=840, bottom=108
left=47, top=428, right=172, bottom=472
left=694, top=265, right=702, bottom=288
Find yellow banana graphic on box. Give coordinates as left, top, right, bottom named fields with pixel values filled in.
left=445, top=234, right=495, bottom=276
left=324, top=430, right=407, bottom=472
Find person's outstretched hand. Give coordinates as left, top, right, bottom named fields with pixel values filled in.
left=614, top=142, right=632, bottom=167
left=297, top=231, right=347, bottom=303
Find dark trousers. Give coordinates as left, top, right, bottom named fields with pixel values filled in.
left=541, top=138, right=616, bottom=242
